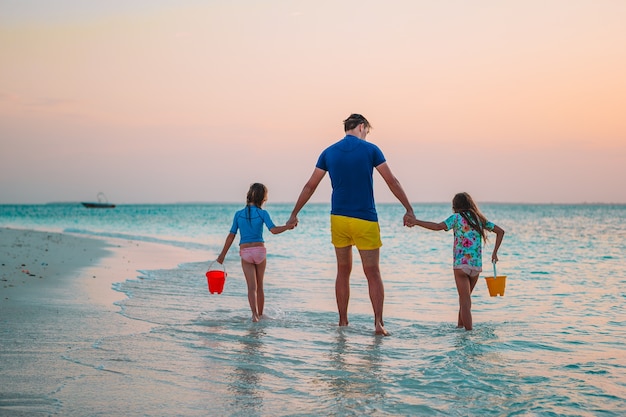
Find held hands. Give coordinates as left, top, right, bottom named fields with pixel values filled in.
left=272, top=216, right=297, bottom=235
left=286, top=215, right=299, bottom=229
left=403, top=212, right=417, bottom=227
left=285, top=221, right=297, bottom=230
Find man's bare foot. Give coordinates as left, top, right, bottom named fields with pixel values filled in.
left=375, top=322, right=389, bottom=336
left=338, top=320, right=349, bottom=327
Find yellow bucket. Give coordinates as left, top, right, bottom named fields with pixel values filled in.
left=484, top=262, right=506, bottom=297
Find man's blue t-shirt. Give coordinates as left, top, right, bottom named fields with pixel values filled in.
left=229, top=205, right=276, bottom=244
left=315, top=135, right=386, bottom=222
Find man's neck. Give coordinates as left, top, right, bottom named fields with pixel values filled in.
left=346, top=128, right=366, bottom=140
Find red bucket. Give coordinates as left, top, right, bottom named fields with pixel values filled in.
left=206, top=261, right=227, bottom=294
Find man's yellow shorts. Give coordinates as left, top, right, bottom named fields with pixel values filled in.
left=330, top=215, right=382, bottom=250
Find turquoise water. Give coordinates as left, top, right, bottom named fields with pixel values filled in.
left=1, top=203, right=625, bottom=416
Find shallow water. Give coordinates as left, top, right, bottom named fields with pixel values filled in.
left=1, top=203, right=625, bottom=416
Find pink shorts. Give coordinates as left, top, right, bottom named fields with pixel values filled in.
left=454, top=265, right=482, bottom=278
left=239, top=246, right=267, bottom=264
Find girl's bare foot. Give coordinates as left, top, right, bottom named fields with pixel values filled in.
left=252, top=315, right=260, bottom=322
left=375, top=322, right=389, bottom=336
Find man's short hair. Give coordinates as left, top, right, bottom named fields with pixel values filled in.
left=343, top=114, right=372, bottom=132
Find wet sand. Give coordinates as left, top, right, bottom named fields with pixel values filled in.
left=0, top=227, right=205, bottom=416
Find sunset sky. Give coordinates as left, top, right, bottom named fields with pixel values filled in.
left=1, top=1, right=625, bottom=204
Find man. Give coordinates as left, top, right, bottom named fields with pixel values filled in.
left=287, top=114, right=415, bottom=336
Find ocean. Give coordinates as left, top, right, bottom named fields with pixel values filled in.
left=1, top=203, right=625, bottom=416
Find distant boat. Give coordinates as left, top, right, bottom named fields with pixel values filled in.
left=81, top=192, right=116, bottom=209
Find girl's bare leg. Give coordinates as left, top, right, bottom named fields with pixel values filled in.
left=255, top=259, right=267, bottom=318
left=454, top=269, right=478, bottom=330
left=241, top=259, right=260, bottom=322
left=456, top=272, right=479, bottom=329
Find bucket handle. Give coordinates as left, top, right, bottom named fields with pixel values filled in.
left=492, top=261, right=497, bottom=278
left=207, top=260, right=226, bottom=274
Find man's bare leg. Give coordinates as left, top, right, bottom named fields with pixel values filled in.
left=334, top=246, right=352, bottom=326
left=359, top=248, right=389, bottom=336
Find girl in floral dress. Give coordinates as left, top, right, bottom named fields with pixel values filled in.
left=408, top=192, right=505, bottom=330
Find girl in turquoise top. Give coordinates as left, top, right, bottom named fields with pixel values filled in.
left=217, top=183, right=294, bottom=322
left=408, top=192, right=505, bottom=330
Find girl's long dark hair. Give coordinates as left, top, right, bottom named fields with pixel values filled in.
left=245, top=183, right=267, bottom=222
left=452, top=192, right=488, bottom=241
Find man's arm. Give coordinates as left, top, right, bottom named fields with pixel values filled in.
left=287, top=167, right=326, bottom=226
left=375, top=162, right=415, bottom=225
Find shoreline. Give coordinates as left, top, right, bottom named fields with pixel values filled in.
left=1, top=227, right=207, bottom=307
left=0, top=227, right=206, bottom=310
left=0, top=227, right=207, bottom=416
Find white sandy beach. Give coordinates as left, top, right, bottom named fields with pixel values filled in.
left=0, top=227, right=206, bottom=416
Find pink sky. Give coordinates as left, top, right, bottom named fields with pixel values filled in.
left=1, top=1, right=625, bottom=204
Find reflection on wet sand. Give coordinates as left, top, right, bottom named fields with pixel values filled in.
left=227, top=326, right=267, bottom=415
left=324, top=330, right=386, bottom=410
